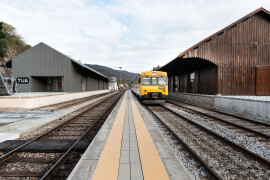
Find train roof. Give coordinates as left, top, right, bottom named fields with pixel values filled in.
left=140, top=71, right=167, bottom=76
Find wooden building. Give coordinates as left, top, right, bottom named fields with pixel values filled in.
left=159, top=7, right=270, bottom=95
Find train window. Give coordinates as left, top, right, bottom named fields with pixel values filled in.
left=158, top=77, right=167, bottom=85
left=142, top=77, right=151, bottom=85
left=152, top=77, right=158, bottom=85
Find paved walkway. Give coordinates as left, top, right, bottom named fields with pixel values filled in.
left=68, top=90, right=193, bottom=180
left=118, top=93, right=143, bottom=179
left=93, top=91, right=169, bottom=179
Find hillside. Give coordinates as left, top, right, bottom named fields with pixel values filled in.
left=0, top=22, right=31, bottom=76
left=85, top=64, right=139, bottom=82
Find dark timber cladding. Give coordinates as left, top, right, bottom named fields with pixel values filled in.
left=159, top=7, right=270, bottom=95
left=6, top=42, right=109, bottom=92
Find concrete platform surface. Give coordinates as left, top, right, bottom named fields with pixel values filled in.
left=0, top=90, right=109, bottom=109
left=68, top=90, right=193, bottom=180
left=1, top=92, right=65, bottom=97
left=0, top=92, right=115, bottom=143
left=0, top=110, right=57, bottom=124
left=169, top=92, right=270, bottom=123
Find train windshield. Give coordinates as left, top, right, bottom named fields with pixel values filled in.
left=142, top=76, right=167, bottom=85
left=158, top=77, right=167, bottom=85
left=142, top=77, right=151, bottom=85
left=152, top=77, right=158, bottom=85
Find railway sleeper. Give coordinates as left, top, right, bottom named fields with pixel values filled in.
left=0, top=140, right=90, bottom=152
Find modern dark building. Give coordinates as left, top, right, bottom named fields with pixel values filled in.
left=159, top=7, right=270, bottom=96
left=6, top=42, right=109, bottom=92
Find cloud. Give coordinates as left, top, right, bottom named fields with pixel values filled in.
left=0, top=0, right=270, bottom=73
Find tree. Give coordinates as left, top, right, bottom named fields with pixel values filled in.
left=0, top=22, right=8, bottom=58
left=152, top=65, right=160, bottom=71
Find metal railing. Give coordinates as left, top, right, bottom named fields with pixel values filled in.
left=0, top=63, right=17, bottom=95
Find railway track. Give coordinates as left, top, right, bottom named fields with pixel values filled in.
left=147, top=104, right=270, bottom=180
left=0, top=91, right=124, bottom=179
left=165, top=101, right=270, bottom=154
left=34, top=92, right=111, bottom=111
left=167, top=100, right=270, bottom=139
left=0, top=92, right=111, bottom=113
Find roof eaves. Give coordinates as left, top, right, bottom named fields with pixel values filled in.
left=178, top=7, right=270, bottom=57
left=70, top=59, right=108, bottom=79
left=8, top=42, right=108, bottom=79
left=42, top=44, right=108, bottom=79
left=158, top=7, right=270, bottom=71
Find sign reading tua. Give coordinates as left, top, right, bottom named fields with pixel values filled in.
left=16, top=77, right=29, bottom=84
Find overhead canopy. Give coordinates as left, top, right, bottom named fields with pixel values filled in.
left=159, top=57, right=217, bottom=76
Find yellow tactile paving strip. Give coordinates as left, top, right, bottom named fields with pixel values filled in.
left=130, top=94, right=170, bottom=180
left=92, top=92, right=127, bottom=180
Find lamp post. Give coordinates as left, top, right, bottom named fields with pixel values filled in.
left=119, top=67, right=122, bottom=88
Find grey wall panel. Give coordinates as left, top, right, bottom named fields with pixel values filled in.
left=98, top=79, right=103, bottom=90
left=12, top=43, right=108, bottom=92
left=18, top=83, right=30, bottom=92
left=13, top=44, right=67, bottom=77
left=87, top=77, right=98, bottom=91
left=12, top=43, right=75, bottom=92
left=68, top=64, right=82, bottom=92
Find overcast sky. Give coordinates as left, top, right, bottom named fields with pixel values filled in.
left=0, top=0, right=270, bottom=73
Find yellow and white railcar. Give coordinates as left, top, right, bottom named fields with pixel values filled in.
left=133, top=71, right=168, bottom=104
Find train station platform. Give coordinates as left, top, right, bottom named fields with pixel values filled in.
left=0, top=92, right=114, bottom=143
left=0, top=90, right=109, bottom=109
left=68, top=90, right=192, bottom=180
left=169, top=92, right=270, bottom=124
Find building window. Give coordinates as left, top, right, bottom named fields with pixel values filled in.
left=174, top=76, right=179, bottom=92
left=169, top=76, right=173, bottom=91
left=47, top=77, right=62, bottom=92
left=188, top=72, right=195, bottom=93
left=81, top=77, right=86, bottom=91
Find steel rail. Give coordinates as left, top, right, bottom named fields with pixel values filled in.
left=32, top=92, right=112, bottom=111
left=40, top=91, right=123, bottom=179
left=160, top=105, right=270, bottom=167
left=129, top=91, right=222, bottom=180
left=166, top=101, right=270, bottom=139
left=0, top=92, right=121, bottom=163
left=145, top=105, right=222, bottom=180
left=166, top=99, right=270, bottom=127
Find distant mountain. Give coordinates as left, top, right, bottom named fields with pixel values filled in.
left=85, top=64, right=139, bottom=82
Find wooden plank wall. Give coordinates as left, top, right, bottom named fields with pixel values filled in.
left=182, top=13, right=270, bottom=95
left=256, top=66, right=270, bottom=95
